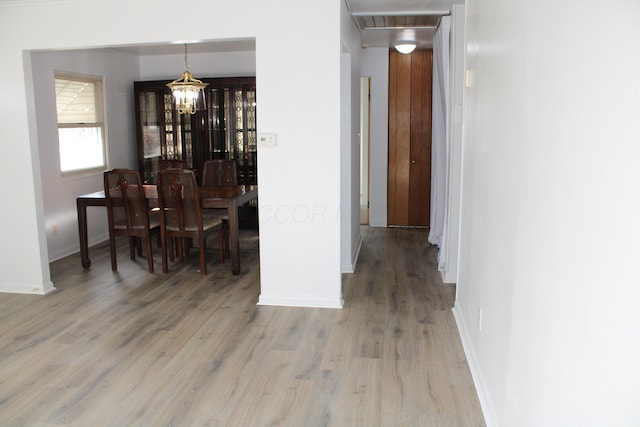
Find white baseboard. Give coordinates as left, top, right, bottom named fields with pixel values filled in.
left=452, top=305, right=497, bottom=427
left=0, top=280, right=56, bottom=295
left=341, top=235, right=363, bottom=273
left=49, top=245, right=79, bottom=262
left=258, top=294, right=344, bottom=309
left=49, top=233, right=108, bottom=262
left=440, top=267, right=457, bottom=284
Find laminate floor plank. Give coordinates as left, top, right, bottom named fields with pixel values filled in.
left=0, top=227, right=484, bottom=426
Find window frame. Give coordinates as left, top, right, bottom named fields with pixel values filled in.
left=54, top=72, right=108, bottom=176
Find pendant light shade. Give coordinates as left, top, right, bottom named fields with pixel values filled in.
left=166, top=44, right=208, bottom=115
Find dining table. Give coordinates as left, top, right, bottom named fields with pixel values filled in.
left=76, top=184, right=257, bottom=275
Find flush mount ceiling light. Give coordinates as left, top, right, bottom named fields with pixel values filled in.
left=393, top=29, right=417, bottom=54
left=394, top=41, right=417, bottom=54
left=166, top=44, right=208, bottom=115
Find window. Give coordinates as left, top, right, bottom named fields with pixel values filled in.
left=55, top=74, right=106, bottom=174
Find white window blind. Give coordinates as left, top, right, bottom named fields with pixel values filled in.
left=55, top=74, right=106, bottom=174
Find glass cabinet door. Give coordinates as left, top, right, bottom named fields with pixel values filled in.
left=138, top=90, right=161, bottom=184
left=207, top=88, right=226, bottom=159
left=205, top=81, right=257, bottom=185
left=230, top=85, right=258, bottom=185
left=135, top=84, right=196, bottom=183
left=245, top=87, right=257, bottom=185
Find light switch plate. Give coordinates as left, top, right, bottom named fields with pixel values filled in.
left=258, top=133, right=277, bottom=147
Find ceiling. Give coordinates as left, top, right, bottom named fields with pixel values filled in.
left=109, top=38, right=256, bottom=56
left=347, top=0, right=455, bottom=49
left=100, top=0, right=456, bottom=56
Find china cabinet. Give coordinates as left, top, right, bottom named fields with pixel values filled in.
left=133, top=77, right=257, bottom=186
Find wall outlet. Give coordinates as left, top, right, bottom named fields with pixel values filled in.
left=51, top=224, right=58, bottom=236
left=477, top=308, right=483, bottom=332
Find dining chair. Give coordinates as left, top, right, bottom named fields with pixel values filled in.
left=158, top=159, right=188, bottom=171
left=156, top=169, right=227, bottom=275
left=202, top=159, right=238, bottom=186
left=201, top=159, right=238, bottom=258
left=104, top=169, right=159, bottom=273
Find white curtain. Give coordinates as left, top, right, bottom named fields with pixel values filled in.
left=429, top=16, right=451, bottom=269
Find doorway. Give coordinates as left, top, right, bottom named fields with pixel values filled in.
left=360, top=77, right=370, bottom=225
left=387, top=50, right=432, bottom=227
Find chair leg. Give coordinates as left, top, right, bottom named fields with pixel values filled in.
left=185, top=238, right=192, bottom=257
left=224, top=228, right=230, bottom=257
left=168, top=238, right=175, bottom=262
left=218, top=231, right=225, bottom=263
left=161, top=231, right=169, bottom=274
left=222, top=219, right=230, bottom=257
left=177, top=238, right=184, bottom=261
left=145, top=236, right=154, bottom=273
left=109, top=237, right=118, bottom=271
left=199, top=235, right=207, bottom=275
left=128, top=236, right=136, bottom=260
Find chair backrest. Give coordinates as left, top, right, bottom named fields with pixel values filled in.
left=158, top=159, right=188, bottom=171
left=104, top=169, right=149, bottom=232
left=202, top=159, right=237, bottom=186
left=157, top=169, right=202, bottom=232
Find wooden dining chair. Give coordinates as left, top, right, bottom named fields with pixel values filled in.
left=158, top=159, right=188, bottom=171
left=202, top=159, right=238, bottom=186
left=156, top=169, right=227, bottom=275
left=201, top=159, right=237, bottom=258
left=104, top=169, right=159, bottom=273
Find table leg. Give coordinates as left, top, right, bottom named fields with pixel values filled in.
left=77, top=199, right=91, bottom=269
left=228, top=200, right=241, bottom=275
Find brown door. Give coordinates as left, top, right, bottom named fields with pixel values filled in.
left=388, top=50, right=432, bottom=227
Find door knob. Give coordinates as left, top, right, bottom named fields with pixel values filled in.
left=411, top=160, right=416, bottom=164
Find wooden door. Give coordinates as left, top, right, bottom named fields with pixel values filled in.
left=388, top=50, right=432, bottom=226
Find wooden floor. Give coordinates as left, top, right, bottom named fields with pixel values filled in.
left=0, top=227, right=484, bottom=426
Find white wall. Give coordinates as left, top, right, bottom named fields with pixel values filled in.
left=455, top=0, right=640, bottom=425
left=254, top=0, right=342, bottom=308
left=31, top=49, right=139, bottom=262
left=440, top=4, right=465, bottom=284
left=139, top=50, right=256, bottom=80
left=360, top=48, right=389, bottom=228
left=340, top=0, right=362, bottom=274
left=0, top=0, right=344, bottom=308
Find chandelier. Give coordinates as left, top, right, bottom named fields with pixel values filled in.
left=166, top=44, right=208, bottom=115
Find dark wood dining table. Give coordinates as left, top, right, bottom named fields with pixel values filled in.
left=76, top=185, right=257, bottom=275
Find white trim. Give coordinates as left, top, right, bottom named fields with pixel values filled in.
left=342, top=234, right=363, bottom=273
left=439, top=4, right=466, bottom=286
left=258, top=294, right=344, bottom=309
left=48, top=232, right=108, bottom=263
left=452, top=305, right=497, bottom=427
left=54, top=72, right=107, bottom=176
left=0, top=281, right=56, bottom=295
left=360, top=77, right=370, bottom=209
left=369, top=219, right=387, bottom=228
